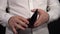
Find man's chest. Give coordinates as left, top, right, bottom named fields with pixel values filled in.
left=8, top=0, right=47, bottom=5
left=9, top=0, right=47, bottom=10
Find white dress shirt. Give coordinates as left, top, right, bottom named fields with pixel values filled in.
left=0, top=0, right=60, bottom=34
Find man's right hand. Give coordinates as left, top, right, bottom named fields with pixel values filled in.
left=8, top=16, right=29, bottom=34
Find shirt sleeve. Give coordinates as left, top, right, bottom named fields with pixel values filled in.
left=47, top=0, right=60, bottom=23
left=0, top=0, right=13, bottom=26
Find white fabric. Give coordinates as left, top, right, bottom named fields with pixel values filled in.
left=0, top=0, right=60, bottom=34
left=29, top=0, right=34, bottom=10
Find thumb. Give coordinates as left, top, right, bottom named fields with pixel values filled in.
left=31, top=9, right=37, bottom=12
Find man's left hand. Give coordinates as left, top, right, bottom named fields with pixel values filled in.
left=32, top=9, right=49, bottom=27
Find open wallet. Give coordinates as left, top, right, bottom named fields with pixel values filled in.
left=28, top=9, right=38, bottom=28
left=17, top=9, right=38, bottom=34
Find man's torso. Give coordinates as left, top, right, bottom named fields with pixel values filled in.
left=6, top=0, right=49, bottom=34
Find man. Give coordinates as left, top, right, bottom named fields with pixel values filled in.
left=0, top=0, right=59, bottom=34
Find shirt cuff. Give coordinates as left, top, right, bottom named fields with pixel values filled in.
left=2, top=13, right=13, bottom=26
left=47, top=11, right=59, bottom=23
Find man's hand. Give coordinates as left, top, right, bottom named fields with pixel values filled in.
left=32, top=9, right=49, bottom=27
left=8, top=16, right=29, bottom=34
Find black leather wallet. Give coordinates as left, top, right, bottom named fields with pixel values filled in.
left=17, top=9, right=38, bottom=34
left=28, top=9, right=38, bottom=28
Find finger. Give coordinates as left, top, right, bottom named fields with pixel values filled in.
left=15, top=23, right=25, bottom=30
left=12, top=26, right=17, bottom=34
left=34, top=20, right=41, bottom=27
left=18, top=16, right=29, bottom=24
left=38, top=9, right=46, bottom=15
left=34, top=15, right=45, bottom=27
left=34, top=15, right=41, bottom=27
left=21, top=18, right=29, bottom=24
left=31, top=9, right=36, bottom=12
left=34, top=22, right=41, bottom=27
left=34, top=9, right=44, bottom=25
left=16, top=19, right=28, bottom=27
